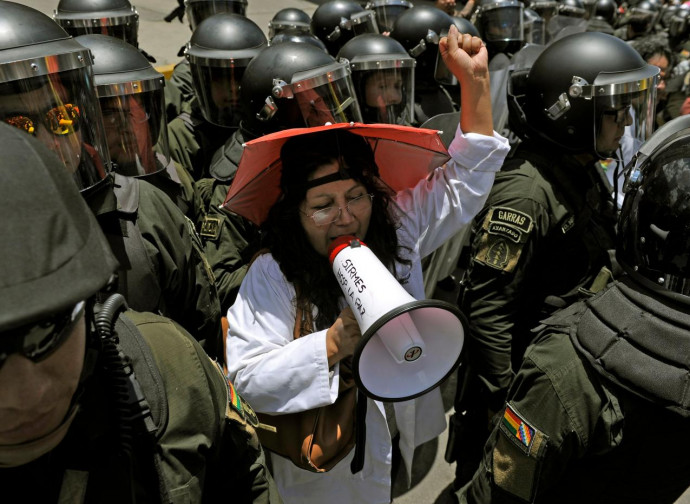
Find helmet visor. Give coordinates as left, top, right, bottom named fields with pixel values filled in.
left=191, top=62, right=246, bottom=127
left=291, top=62, right=363, bottom=126
left=480, top=5, right=524, bottom=44
left=56, top=14, right=139, bottom=46
left=355, top=66, right=414, bottom=124
left=368, top=1, right=412, bottom=33
left=350, top=10, right=380, bottom=36
left=185, top=0, right=248, bottom=30
left=98, top=87, right=169, bottom=177
left=593, top=73, right=658, bottom=159
left=0, top=67, right=110, bottom=191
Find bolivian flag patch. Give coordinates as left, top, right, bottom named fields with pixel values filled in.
left=502, top=404, right=535, bottom=450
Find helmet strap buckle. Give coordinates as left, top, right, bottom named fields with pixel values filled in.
left=545, top=92, right=571, bottom=120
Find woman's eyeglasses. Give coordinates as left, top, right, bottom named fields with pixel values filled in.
left=3, top=103, right=81, bottom=137
left=0, top=301, right=85, bottom=370
left=302, top=193, right=374, bottom=227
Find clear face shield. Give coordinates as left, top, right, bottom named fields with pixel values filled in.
left=365, top=0, right=412, bottom=33
left=264, top=61, right=363, bottom=127
left=530, top=1, right=559, bottom=26
left=185, top=0, right=248, bottom=30
left=268, top=20, right=311, bottom=40
left=480, top=3, right=525, bottom=54
left=589, top=67, right=659, bottom=159
left=189, top=56, right=248, bottom=128
left=54, top=10, right=139, bottom=47
left=352, top=61, right=415, bottom=125
left=0, top=63, right=111, bottom=192
left=96, top=78, right=169, bottom=177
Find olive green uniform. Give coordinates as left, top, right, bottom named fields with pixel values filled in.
left=0, top=310, right=281, bottom=503
left=164, top=59, right=195, bottom=123
left=459, top=142, right=617, bottom=411
left=167, top=97, right=236, bottom=181
left=84, top=174, right=223, bottom=359
left=457, top=276, right=690, bottom=503
left=197, top=128, right=260, bottom=312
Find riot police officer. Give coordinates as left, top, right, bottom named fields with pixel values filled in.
left=167, top=12, right=267, bottom=180
left=365, top=0, right=413, bottom=33
left=474, top=0, right=525, bottom=58
left=185, top=0, right=248, bottom=30
left=311, top=0, right=379, bottom=56
left=390, top=5, right=458, bottom=124
left=268, top=7, right=312, bottom=40
left=0, top=2, right=223, bottom=359
left=53, top=0, right=139, bottom=46
left=457, top=113, right=690, bottom=504
left=448, top=32, right=659, bottom=489
left=586, top=0, right=617, bottom=34
left=74, top=34, right=203, bottom=223
left=337, top=33, right=416, bottom=125
left=0, top=121, right=280, bottom=503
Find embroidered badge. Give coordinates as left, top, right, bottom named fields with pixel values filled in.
left=227, top=378, right=260, bottom=428
left=474, top=207, right=533, bottom=273
left=560, top=215, right=575, bottom=234
left=489, top=207, right=533, bottom=233
left=502, top=404, right=535, bottom=450
left=200, top=216, right=222, bottom=240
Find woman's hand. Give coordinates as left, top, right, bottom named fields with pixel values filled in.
left=440, top=24, right=494, bottom=136
left=326, top=307, right=362, bottom=367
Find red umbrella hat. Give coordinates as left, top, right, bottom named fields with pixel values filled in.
left=221, top=122, right=451, bottom=226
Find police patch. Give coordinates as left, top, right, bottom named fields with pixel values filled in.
left=227, top=378, right=260, bottom=428
left=502, top=404, right=535, bottom=450
left=200, top=216, right=222, bottom=240
left=474, top=207, right=533, bottom=273
left=489, top=207, right=533, bottom=233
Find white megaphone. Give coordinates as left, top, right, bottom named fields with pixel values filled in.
left=328, top=235, right=466, bottom=402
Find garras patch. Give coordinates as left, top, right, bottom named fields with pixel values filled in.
left=474, top=206, right=533, bottom=273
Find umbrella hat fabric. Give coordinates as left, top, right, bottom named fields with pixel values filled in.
left=222, top=122, right=451, bottom=226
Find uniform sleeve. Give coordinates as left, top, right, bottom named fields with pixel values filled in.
left=226, top=254, right=339, bottom=414
left=394, top=125, right=510, bottom=259
left=131, top=311, right=281, bottom=504
left=137, top=180, right=223, bottom=359
left=167, top=116, right=200, bottom=181
left=198, top=181, right=260, bottom=312
left=458, top=332, right=605, bottom=504
left=460, top=169, right=553, bottom=410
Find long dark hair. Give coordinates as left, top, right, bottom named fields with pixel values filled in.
left=262, top=129, right=411, bottom=331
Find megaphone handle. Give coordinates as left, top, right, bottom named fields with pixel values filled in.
left=350, top=389, right=367, bottom=474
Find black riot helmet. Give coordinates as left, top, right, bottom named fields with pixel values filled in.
left=184, top=0, right=248, bottom=30
left=452, top=16, right=481, bottom=37
left=337, top=34, right=415, bottom=125
left=390, top=6, right=455, bottom=86
left=594, top=0, right=617, bottom=25
left=53, top=0, right=139, bottom=46
left=558, top=0, right=586, bottom=18
left=239, top=42, right=362, bottom=136
left=268, top=8, right=312, bottom=40
left=0, top=2, right=111, bottom=193
left=270, top=29, right=329, bottom=53
left=627, top=0, right=659, bottom=36
left=668, top=6, right=690, bottom=42
left=523, top=8, right=546, bottom=44
left=618, top=114, right=690, bottom=300
left=527, top=0, right=559, bottom=27
left=507, top=32, right=659, bottom=158
left=364, top=0, right=413, bottom=33
left=0, top=122, right=117, bottom=333
left=311, top=0, right=379, bottom=56
left=185, top=13, right=267, bottom=128
left=75, top=34, right=170, bottom=178
left=475, top=0, right=525, bottom=56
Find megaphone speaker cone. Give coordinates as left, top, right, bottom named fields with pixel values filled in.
left=329, top=236, right=466, bottom=402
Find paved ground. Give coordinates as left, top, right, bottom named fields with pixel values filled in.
left=17, top=1, right=690, bottom=502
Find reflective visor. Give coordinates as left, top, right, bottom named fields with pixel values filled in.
left=290, top=61, right=363, bottom=126
left=0, top=67, right=111, bottom=191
